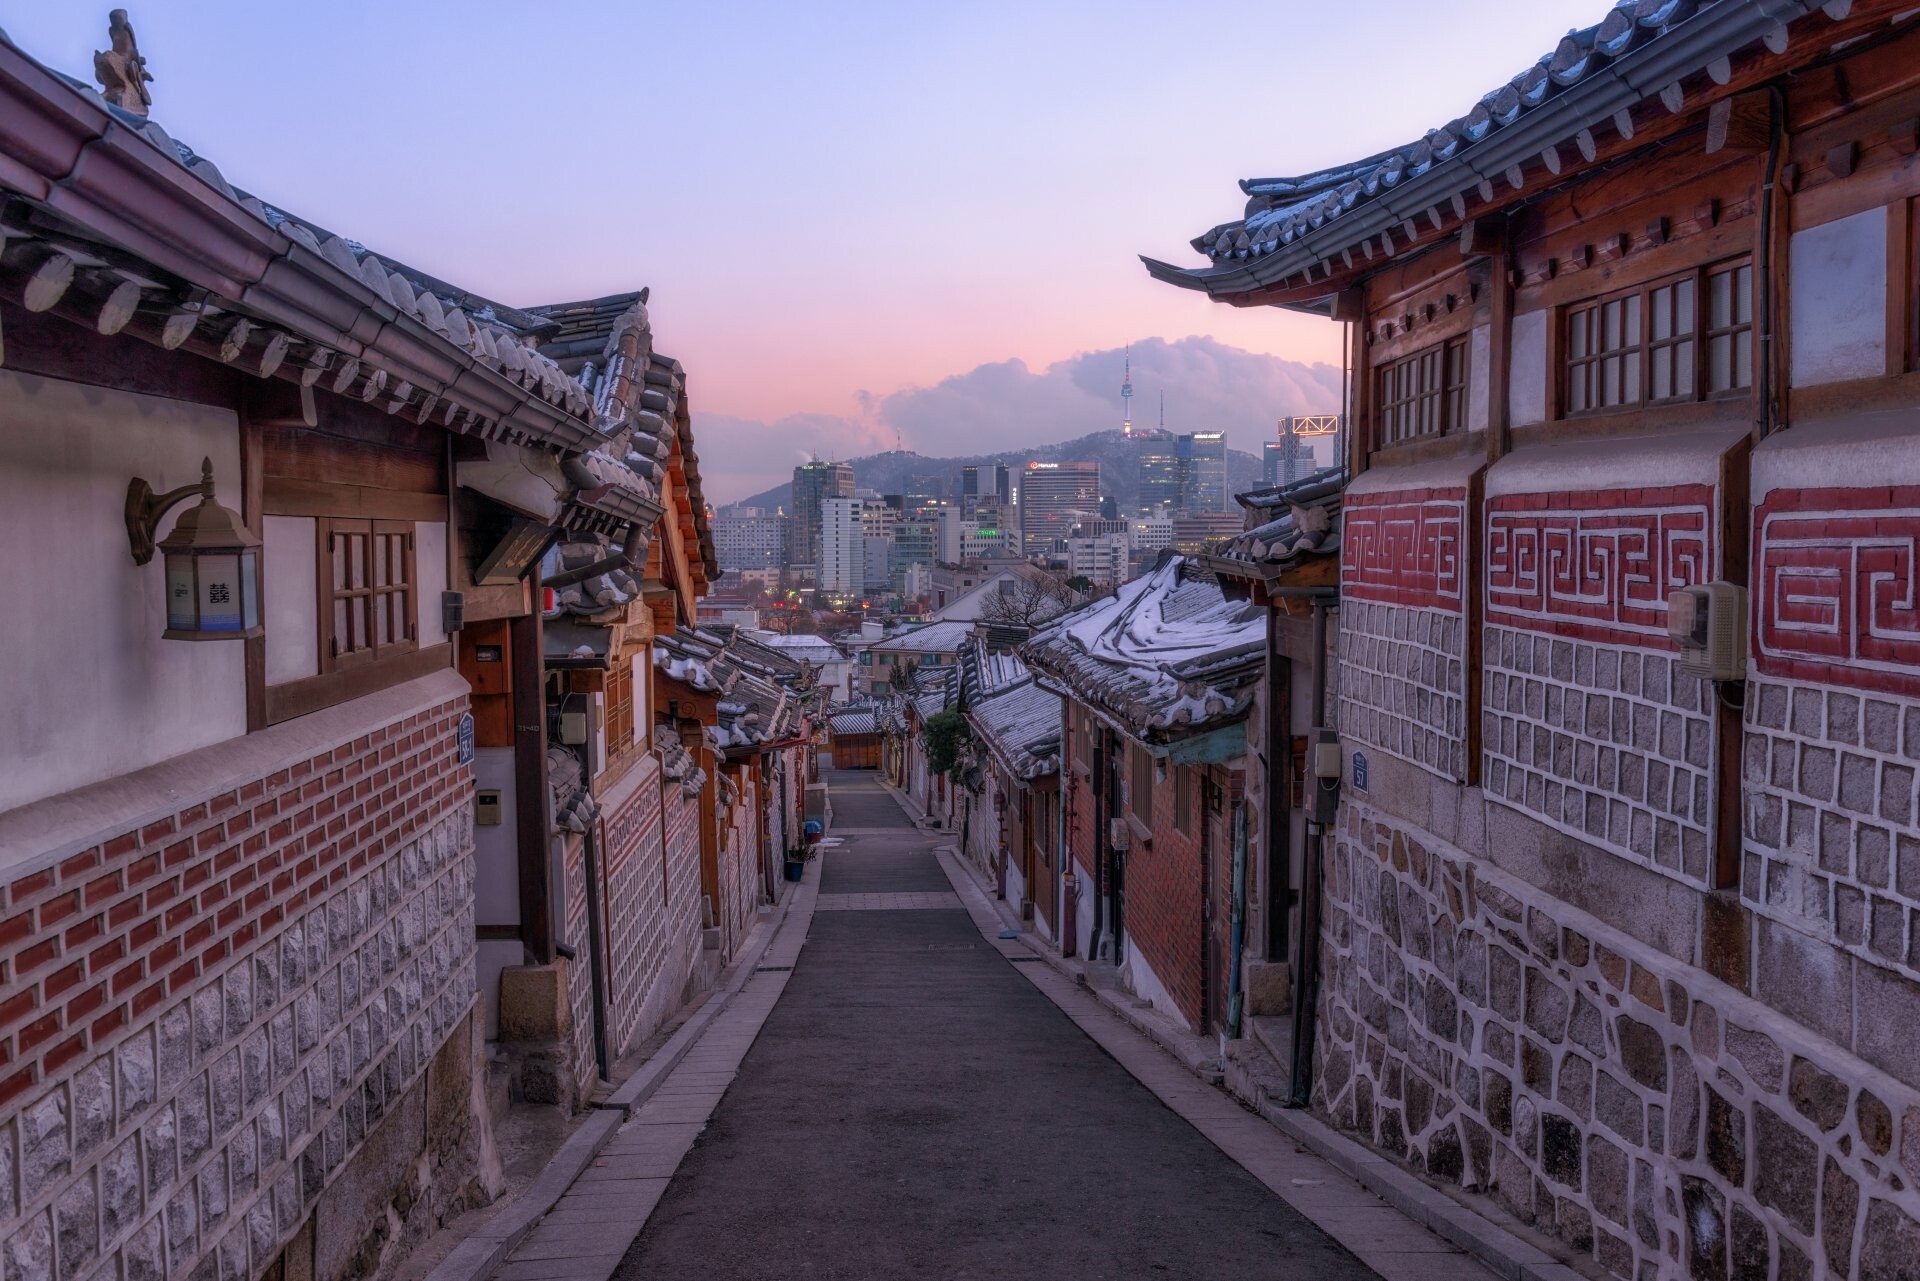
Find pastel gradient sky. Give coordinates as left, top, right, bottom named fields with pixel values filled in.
left=13, top=1, right=1599, bottom=499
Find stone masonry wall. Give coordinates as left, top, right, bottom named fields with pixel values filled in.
left=1483, top=625, right=1716, bottom=886
left=601, top=755, right=668, bottom=1059
left=0, top=693, right=486, bottom=1281
left=1338, top=599, right=1468, bottom=782
left=1742, top=677, right=1920, bottom=981
left=1316, top=799, right=1920, bottom=1281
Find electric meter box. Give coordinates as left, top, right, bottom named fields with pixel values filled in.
left=1667, top=582, right=1747, bottom=682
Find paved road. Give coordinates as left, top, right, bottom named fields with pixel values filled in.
left=612, top=768, right=1381, bottom=1281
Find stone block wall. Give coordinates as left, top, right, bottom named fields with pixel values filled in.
left=1337, top=487, right=1469, bottom=782
left=1480, top=484, right=1721, bottom=887
left=1483, top=627, right=1716, bottom=885
left=0, top=689, right=488, bottom=1281
left=1742, top=678, right=1920, bottom=974
left=601, top=755, right=668, bottom=1060
left=1337, top=600, right=1467, bottom=781
left=1316, top=800, right=1920, bottom=1280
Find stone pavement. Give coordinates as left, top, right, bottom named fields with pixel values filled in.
left=483, top=769, right=1495, bottom=1281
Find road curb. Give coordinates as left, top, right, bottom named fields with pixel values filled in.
left=933, top=845, right=1594, bottom=1281
left=422, top=861, right=817, bottom=1281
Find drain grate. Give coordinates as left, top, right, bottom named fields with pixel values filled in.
left=754, top=965, right=794, bottom=973
left=1005, top=955, right=1044, bottom=963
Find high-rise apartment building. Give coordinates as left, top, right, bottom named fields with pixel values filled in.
left=713, top=506, right=789, bottom=571
left=819, top=495, right=867, bottom=594
left=1176, top=431, right=1229, bottom=514
left=1066, top=533, right=1131, bottom=587
left=789, top=460, right=855, bottom=567
left=1019, top=461, right=1101, bottom=555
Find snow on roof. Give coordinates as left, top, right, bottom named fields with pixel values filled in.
left=968, top=679, right=1063, bottom=780
left=1221, top=468, right=1345, bottom=568
left=1021, top=556, right=1264, bottom=744
left=868, top=619, right=976, bottom=655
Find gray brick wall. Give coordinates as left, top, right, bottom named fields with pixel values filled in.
left=1482, top=626, right=1715, bottom=886
left=1743, top=676, right=1920, bottom=977
left=1337, top=599, right=1466, bottom=781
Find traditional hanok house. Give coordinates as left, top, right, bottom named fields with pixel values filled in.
left=650, top=627, right=808, bottom=961
left=1190, top=471, right=1344, bottom=1066
left=0, top=16, right=658, bottom=1281
left=905, top=663, right=964, bottom=825
left=826, top=704, right=883, bottom=770
left=860, top=618, right=972, bottom=698
left=956, top=649, right=1065, bottom=937
left=1148, top=2, right=1920, bottom=1275
left=1021, top=558, right=1264, bottom=1034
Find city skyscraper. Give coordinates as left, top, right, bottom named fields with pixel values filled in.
left=1019, top=460, right=1101, bottom=555
left=1263, top=437, right=1308, bottom=487
left=1120, top=346, right=1134, bottom=437
left=1176, top=431, right=1228, bottom=514
left=1134, top=429, right=1179, bottom=512
left=961, top=463, right=1012, bottom=514
left=789, top=460, right=855, bottom=567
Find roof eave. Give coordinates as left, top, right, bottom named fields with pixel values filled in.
left=1152, top=0, right=1822, bottom=301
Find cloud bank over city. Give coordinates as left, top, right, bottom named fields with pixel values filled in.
left=701, top=336, right=1343, bottom=502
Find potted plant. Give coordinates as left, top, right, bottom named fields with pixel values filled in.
left=784, top=843, right=812, bottom=882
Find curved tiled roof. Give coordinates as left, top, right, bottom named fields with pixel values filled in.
left=1146, top=0, right=1865, bottom=297
left=1220, top=469, right=1345, bottom=568
left=1020, top=558, right=1265, bottom=744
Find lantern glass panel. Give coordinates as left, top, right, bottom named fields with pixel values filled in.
left=165, top=553, right=197, bottom=632
left=196, top=553, right=243, bottom=633
left=240, top=549, right=260, bottom=631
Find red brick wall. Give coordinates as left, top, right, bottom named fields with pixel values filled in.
left=1121, top=761, right=1206, bottom=1030
left=0, top=690, right=477, bottom=1281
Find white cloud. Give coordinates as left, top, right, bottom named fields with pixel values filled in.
left=697, top=336, right=1342, bottom=502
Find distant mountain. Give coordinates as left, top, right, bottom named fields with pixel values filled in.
left=728, top=429, right=1328, bottom=515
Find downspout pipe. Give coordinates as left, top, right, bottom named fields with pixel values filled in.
left=1288, top=597, right=1333, bottom=1107
left=581, top=822, right=613, bottom=1083
left=545, top=519, right=645, bottom=589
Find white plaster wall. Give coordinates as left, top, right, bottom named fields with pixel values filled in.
left=263, top=515, right=318, bottom=685
left=1467, top=322, right=1492, bottom=432
left=0, top=371, right=245, bottom=815
left=417, top=519, right=449, bottom=647
left=471, top=746, right=520, bottom=926
left=1509, top=310, right=1548, bottom=427
left=1121, top=934, right=1189, bottom=1031
left=1790, top=205, right=1887, bottom=388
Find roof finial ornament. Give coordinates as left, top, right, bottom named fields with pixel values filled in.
left=94, top=9, right=153, bottom=116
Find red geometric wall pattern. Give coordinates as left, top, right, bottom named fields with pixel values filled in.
left=1754, top=485, right=1920, bottom=697
left=1485, top=486, right=1715, bottom=646
left=1341, top=488, right=1468, bottom=612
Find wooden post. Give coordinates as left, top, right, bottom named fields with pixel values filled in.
left=512, top=601, right=553, bottom=962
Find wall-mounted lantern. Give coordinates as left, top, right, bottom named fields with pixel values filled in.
left=125, top=457, right=262, bottom=640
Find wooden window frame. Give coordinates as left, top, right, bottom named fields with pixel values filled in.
left=318, top=517, right=418, bottom=675
left=595, top=653, right=650, bottom=786
left=1373, top=335, right=1468, bottom=448
left=1130, top=744, right=1154, bottom=828
left=1560, top=256, right=1754, bottom=419
left=1173, top=765, right=1194, bottom=838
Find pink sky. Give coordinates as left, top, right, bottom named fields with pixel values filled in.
left=12, top=2, right=1603, bottom=498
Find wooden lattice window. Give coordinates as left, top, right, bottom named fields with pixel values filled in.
left=1564, top=258, right=1753, bottom=415
left=319, top=519, right=416, bottom=673
left=1374, top=336, right=1468, bottom=447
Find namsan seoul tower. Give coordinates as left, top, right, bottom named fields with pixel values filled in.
left=1121, top=346, right=1134, bottom=437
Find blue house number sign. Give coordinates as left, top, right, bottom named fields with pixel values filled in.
left=1351, top=749, right=1369, bottom=793
left=457, top=713, right=475, bottom=765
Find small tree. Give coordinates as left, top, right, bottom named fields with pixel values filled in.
left=1064, top=574, right=1095, bottom=594
left=979, top=572, right=1079, bottom=632
left=922, top=710, right=972, bottom=777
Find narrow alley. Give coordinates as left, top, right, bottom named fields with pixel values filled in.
left=475, top=769, right=1495, bottom=1281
